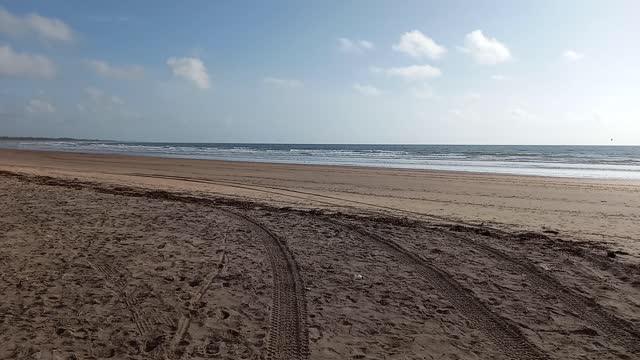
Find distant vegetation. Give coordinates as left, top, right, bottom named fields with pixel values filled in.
left=0, top=136, right=112, bottom=142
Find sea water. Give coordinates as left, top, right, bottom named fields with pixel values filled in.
left=2, top=140, right=640, bottom=180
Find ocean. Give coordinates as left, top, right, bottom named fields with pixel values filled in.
left=2, top=140, right=640, bottom=180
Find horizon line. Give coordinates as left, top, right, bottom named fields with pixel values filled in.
left=0, top=136, right=634, bottom=147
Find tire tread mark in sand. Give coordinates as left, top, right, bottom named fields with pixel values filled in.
left=0, top=172, right=312, bottom=358
left=88, top=260, right=177, bottom=353
left=87, top=261, right=154, bottom=337
left=127, top=173, right=449, bottom=223
left=84, top=213, right=174, bottom=343
left=334, top=220, right=550, bottom=360
left=36, top=224, right=161, bottom=342
left=442, top=229, right=640, bottom=353
left=170, top=235, right=229, bottom=354
left=127, top=173, right=640, bottom=278
left=223, top=210, right=309, bottom=360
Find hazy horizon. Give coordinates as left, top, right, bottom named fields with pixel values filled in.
left=1, top=1, right=639, bottom=145
left=3, top=136, right=639, bottom=147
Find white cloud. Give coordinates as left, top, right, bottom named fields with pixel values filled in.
left=338, top=38, right=374, bottom=53
left=374, top=64, right=442, bottom=80
left=461, top=30, right=512, bottom=65
left=26, top=99, right=55, bottom=113
left=353, top=83, right=381, bottom=96
left=392, top=30, right=446, bottom=60
left=83, top=59, right=144, bottom=79
left=0, top=6, right=73, bottom=42
left=491, top=74, right=509, bottom=81
left=562, top=50, right=584, bottom=62
left=166, top=56, right=210, bottom=90
left=263, top=77, right=303, bottom=88
left=0, top=44, right=55, bottom=78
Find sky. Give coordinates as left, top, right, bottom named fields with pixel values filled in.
left=0, top=0, right=639, bottom=145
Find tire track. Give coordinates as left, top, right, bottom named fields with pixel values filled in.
left=32, top=214, right=165, bottom=345
left=169, top=235, right=228, bottom=355
left=6, top=171, right=635, bottom=358
left=87, top=260, right=157, bottom=338
left=126, top=173, right=451, bottom=223
left=130, top=173, right=640, bottom=283
left=81, top=212, right=177, bottom=347
left=2, top=172, right=311, bottom=358
left=440, top=228, right=640, bottom=353
left=3, top=171, right=309, bottom=359
left=332, top=220, right=550, bottom=360
left=223, top=209, right=309, bottom=360
left=33, top=218, right=158, bottom=342
left=127, top=173, right=640, bottom=254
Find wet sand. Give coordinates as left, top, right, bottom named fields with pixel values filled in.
left=0, top=149, right=639, bottom=359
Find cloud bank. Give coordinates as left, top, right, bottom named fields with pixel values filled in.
left=0, top=44, right=55, bottom=78
left=0, top=6, right=73, bottom=42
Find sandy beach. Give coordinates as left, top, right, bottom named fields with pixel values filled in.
left=1, top=148, right=639, bottom=359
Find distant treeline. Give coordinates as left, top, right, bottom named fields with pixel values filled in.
left=0, top=136, right=113, bottom=142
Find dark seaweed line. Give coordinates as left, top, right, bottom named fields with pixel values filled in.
left=442, top=229, right=640, bottom=353
left=334, top=220, right=550, bottom=360
left=126, top=173, right=451, bottom=222
left=224, top=210, right=309, bottom=360
left=130, top=172, right=640, bottom=283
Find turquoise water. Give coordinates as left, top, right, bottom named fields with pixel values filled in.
left=2, top=140, right=640, bottom=179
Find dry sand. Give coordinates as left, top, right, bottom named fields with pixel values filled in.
left=0, top=149, right=639, bottom=359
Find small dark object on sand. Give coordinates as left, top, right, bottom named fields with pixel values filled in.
left=606, top=250, right=616, bottom=258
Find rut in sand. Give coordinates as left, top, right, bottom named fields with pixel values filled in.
left=332, top=220, right=551, bottom=360
left=224, top=210, right=310, bottom=360
left=439, top=228, right=640, bottom=354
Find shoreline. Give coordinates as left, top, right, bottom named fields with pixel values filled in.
left=1, top=147, right=639, bottom=184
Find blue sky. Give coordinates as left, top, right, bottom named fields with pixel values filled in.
left=1, top=0, right=639, bottom=144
